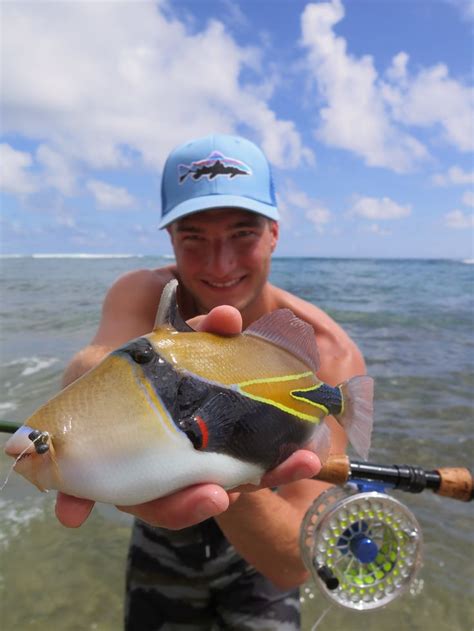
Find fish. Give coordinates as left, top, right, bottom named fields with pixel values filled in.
left=178, top=150, right=252, bottom=183
left=4, top=280, right=374, bottom=506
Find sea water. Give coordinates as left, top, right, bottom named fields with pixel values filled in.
left=0, top=256, right=473, bottom=630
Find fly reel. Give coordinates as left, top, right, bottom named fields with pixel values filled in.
left=300, top=483, right=423, bottom=610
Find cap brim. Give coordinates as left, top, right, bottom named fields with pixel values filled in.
left=158, top=194, right=279, bottom=229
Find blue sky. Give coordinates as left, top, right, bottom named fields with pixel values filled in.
left=1, top=0, right=473, bottom=258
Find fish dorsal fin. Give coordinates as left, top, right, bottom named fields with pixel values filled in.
left=154, top=279, right=194, bottom=332
left=244, top=309, right=320, bottom=373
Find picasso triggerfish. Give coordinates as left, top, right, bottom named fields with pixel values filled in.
left=4, top=280, right=374, bottom=505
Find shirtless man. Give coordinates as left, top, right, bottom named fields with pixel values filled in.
left=56, top=135, right=366, bottom=630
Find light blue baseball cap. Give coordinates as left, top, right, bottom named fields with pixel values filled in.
left=159, top=134, right=279, bottom=228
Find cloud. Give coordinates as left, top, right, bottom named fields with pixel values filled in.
left=385, top=62, right=474, bottom=152
left=87, top=180, right=136, bottom=209
left=432, top=166, right=474, bottom=186
left=1, top=0, right=311, bottom=202
left=36, top=145, right=77, bottom=196
left=301, top=1, right=473, bottom=171
left=444, top=209, right=474, bottom=229
left=462, top=191, right=474, bottom=207
left=301, top=1, right=427, bottom=173
left=444, top=0, right=474, bottom=23
left=350, top=196, right=411, bottom=220
left=282, top=184, right=332, bottom=232
left=0, top=144, right=38, bottom=195
left=364, top=223, right=391, bottom=237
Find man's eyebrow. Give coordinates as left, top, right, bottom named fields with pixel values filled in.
left=174, top=224, right=203, bottom=233
left=175, top=218, right=264, bottom=232
left=230, top=218, right=264, bottom=229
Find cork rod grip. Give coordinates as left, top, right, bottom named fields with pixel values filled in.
left=315, top=454, right=351, bottom=485
left=435, top=468, right=473, bottom=502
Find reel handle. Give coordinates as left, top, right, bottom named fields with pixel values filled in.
left=315, top=455, right=473, bottom=502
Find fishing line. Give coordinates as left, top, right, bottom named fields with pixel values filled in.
left=310, top=603, right=334, bottom=631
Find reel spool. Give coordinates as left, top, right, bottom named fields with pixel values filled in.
left=300, top=484, right=423, bottom=611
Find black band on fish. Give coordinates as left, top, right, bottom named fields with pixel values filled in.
left=291, top=383, right=343, bottom=417
left=124, top=338, right=156, bottom=365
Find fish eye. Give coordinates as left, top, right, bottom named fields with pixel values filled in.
left=127, top=339, right=155, bottom=364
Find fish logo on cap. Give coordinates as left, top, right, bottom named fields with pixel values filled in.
left=178, top=151, right=252, bottom=184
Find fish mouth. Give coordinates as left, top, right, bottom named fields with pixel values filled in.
left=4, top=425, right=42, bottom=459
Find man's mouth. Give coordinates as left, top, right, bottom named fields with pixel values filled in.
left=202, top=277, right=245, bottom=289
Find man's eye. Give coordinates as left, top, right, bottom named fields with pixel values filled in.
left=182, top=234, right=203, bottom=242
left=233, top=230, right=255, bottom=239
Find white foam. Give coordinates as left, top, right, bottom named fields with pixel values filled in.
left=22, top=357, right=59, bottom=376
left=0, top=402, right=17, bottom=412
left=0, top=497, right=46, bottom=549
left=462, top=258, right=474, bottom=265
left=3, top=356, right=59, bottom=376
left=31, top=253, right=140, bottom=259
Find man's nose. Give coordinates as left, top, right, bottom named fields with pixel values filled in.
left=206, top=240, right=235, bottom=276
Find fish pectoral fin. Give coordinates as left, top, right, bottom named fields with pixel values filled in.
left=179, top=391, right=250, bottom=453
left=244, top=310, right=320, bottom=373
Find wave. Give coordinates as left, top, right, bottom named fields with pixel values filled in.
left=3, top=357, right=59, bottom=376
left=462, top=258, right=474, bottom=265
left=0, top=402, right=17, bottom=413
left=31, top=253, right=142, bottom=259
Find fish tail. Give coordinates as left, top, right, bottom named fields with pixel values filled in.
left=335, top=376, right=374, bottom=460
left=178, top=165, right=190, bottom=182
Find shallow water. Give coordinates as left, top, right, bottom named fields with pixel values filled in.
left=0, top=256, right=473, bottom=630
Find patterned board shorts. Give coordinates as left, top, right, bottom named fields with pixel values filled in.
left=125, top=518, right=301, bottom=631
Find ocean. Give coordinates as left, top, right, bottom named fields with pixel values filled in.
left=0, top=255, right=473, bottom=631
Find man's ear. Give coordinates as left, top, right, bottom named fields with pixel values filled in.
left=270, top=221, right=279, bottom=252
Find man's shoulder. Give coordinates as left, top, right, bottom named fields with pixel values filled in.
left=106, top=266, right=176, bottom=303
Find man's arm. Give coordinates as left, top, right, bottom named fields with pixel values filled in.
left=62, top=268, right=175, bottom=387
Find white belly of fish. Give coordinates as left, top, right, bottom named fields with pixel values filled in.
left=56, top=435, right=265, bottom=505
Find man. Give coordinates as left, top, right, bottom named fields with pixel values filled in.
left=56, top=135, right=366, bottom=629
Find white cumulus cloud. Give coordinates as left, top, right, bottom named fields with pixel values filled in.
left=301, top=1, right=427, bottom=173
left=0, top=144, right=38, bottom=195
left=432, top=166, right=474, bottom=187
left=350, top=196, right=411, bottom=220
left=282, top=185, right=332, bottom=232
left=301, top=0, right=473, bottom=172
left=1, top=0, right=311, bottom=202
left=444, top=209, right=474, bottom=229
left=87, top=180, right=136, bottom=210
left=462, top=191, right=474, bottom=207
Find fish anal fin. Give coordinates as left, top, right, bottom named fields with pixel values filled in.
left=244, top=310, right=320, bottom=373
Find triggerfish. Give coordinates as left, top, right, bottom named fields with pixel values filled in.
left=4, top=280, right=374, bottom=505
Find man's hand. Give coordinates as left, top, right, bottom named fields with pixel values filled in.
left=55, top=305, right=321, bottom=528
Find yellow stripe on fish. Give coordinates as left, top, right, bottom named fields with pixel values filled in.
left=237, top=372, right=325, bottom=422
left=289, top=384, right=330, bottom=416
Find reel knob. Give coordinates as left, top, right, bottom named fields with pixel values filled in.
left=300, top=485, right=423, bottom=610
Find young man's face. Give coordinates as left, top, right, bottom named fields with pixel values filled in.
left=168, top=208, right=279, bottom=314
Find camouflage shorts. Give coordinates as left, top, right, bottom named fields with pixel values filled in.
left=125, top=518, right=300, bottom=631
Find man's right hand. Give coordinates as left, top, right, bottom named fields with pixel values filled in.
left=55, top=305, right=321, bottom=529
